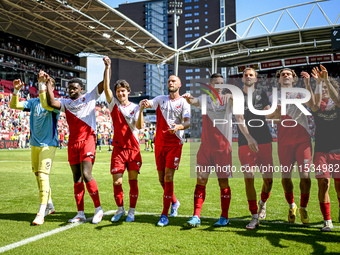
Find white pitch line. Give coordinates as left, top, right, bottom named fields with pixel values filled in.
left=0, top=222, right=81, bottom=253
left=1, top=210, right=338, bottom=253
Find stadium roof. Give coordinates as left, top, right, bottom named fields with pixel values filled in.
left=0, top=0, right=176, bottom=64
left=167, top=0, right=340, bottom=68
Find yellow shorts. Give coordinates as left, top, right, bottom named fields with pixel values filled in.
left=31, top=146, right=57, bottom=174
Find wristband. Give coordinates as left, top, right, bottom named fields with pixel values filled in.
left=39, top=82, right=46, bottom=91
left=13, top=89, right=20, bottom=95
left=315, top=84, right=322, bottom=95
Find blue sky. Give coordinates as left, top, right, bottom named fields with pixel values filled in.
left=86, top=0, right=338, bottom=93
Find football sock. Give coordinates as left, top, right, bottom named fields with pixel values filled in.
left=37, top=172, right=49, bottom=214
left=285, top=192, right=294, bottom=206
left=300, top=193, right=310, bottom=208
left=129, top=180, right=138, bottom=209
left=248, top=200, right=258, bottom=215
left=162, top=181, right=173, bottom=216
left=114, top=184, right=124, bottom=207
left=220, top=187, right=231, bottom=219
left=320, top=202, right=331, bottom=220
left=74, top=182, right=85, bottom=211
left=260, top=191, right=270, bottom=204
left=128, top=208, right=135, bottom=217
left=193, top=185, right=206, bottom=218
left=161, top=182, right=177, bottom=204
left=47, top=187, right=52, bottom=206
left=86, top=179, right=101, bottom=208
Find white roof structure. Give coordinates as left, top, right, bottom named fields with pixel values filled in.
left=168, top=0, right=340, bottom=68
left=0, top=0, right=176, bottom=64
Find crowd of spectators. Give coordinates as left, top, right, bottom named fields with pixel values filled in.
left=0, top=33, right=82, bottom=83
left=0, top=53, right=77, bottom=81
left=1, top=38, right=78, bottom=68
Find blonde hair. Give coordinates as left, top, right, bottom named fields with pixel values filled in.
left=243, top=68, right=258, bottom=77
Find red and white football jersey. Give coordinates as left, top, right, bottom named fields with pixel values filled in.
left=197, top=95, right=232, bottom=151
left=272, top=91, right=310, bottom=145
left=59, top=87, right=100, bottom=145
left=149, top=95, right=190, bottom=147
left=108, top=98, right=140, bottom=151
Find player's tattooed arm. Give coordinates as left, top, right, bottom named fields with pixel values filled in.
left=168, top=117, right=190, bottom=134
left=38, top=70, right=55, bottom=111
left=182, top=93, right=199, bottom=107
left=234, top=114, right=259, bottom=153
left=9, top=79, right=24, bottom=110
left=45, top=77, right=61, bottom=110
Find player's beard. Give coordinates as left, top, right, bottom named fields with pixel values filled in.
left=244, top=81, right=255, bottom=87
left=281, top=78, right=293, bottom=87
left=168, top=87, right=178, bottom=93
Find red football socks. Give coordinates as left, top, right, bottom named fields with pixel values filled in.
left=220, top=187, right=231, bottom=218
left=113, top=184, right=124, bottom=207
left=261, top=191, right=270, bottom=203
left=162, top=181, right=173, bottom=216
left=193, top=185, right=206, bottom=217
left=74, top=182, right=85, bottom=211
left=86, top=179, right=101, bottom=208
left=248, top=200, right=258, bottom=215
left=300, top=193, right=310, bottom=208
left=285, top=192, right=294, bottom=205
left=129, top=180, right=139, bottom=209
left=320, top=202, right=331, bottom=220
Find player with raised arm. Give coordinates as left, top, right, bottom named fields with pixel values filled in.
left=235, top=68, right=274, bottom=229
left=271, top=68, right=312, bottom=224
left=141, top=75, right=190, bottom=227
left=303, top=65, right=340, bottom=231
left=102, top=57, right=142, bottom=223
left=43, top=58, right=106, bottom=224
left=182, top=73, right=233, bottom=228
left=10, top=71, right=59, bottom=225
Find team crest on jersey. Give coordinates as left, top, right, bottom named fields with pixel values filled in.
left=82, top=97, right=86, bottom=102
left=256, top=95, right=261, bottom=100
left=176, top=105, right=181, bottom=109
left=130, top=111, right=135, bottom=115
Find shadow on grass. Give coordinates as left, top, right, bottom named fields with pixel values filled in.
left=95, top=214, right=201, bottom=230
left=0, top=211, right=91, bottom=226
left=235, top=221, right=339, bottom=254
left=180, top=216, right=251, bottom=232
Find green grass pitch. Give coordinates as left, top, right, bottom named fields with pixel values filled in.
left=0, top=143, right=339, bottom=254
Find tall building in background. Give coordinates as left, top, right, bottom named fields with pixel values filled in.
left=145, top=1, right=169, bottom=97
left=111, top=0, right=236, bottom=98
